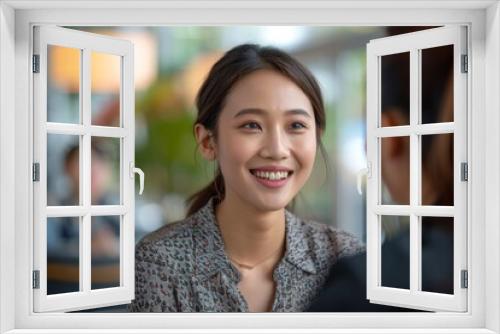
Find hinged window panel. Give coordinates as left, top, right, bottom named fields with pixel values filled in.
left=33, top=26, right=135, bottom=312
left=366, top=26, right=467, bottom=312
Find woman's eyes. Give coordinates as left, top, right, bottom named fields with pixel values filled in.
left=240, top=122, right=307, bottom=131
left=290, top=122, right=307, bottom=130
left=241, top=122, right=261, bottom=130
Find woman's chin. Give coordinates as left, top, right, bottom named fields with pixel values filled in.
left=250, top=195, right=293, bottom=212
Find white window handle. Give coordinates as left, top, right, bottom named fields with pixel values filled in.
left=356, top=162, right=371, bottom=195
left=130, top=162, right=144, bottom=195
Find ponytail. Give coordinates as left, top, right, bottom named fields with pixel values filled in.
left=185, top=169, right=225, bottom=217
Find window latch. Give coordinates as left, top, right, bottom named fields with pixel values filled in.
left=130, top=162, right=144, bottom=195
left=356, top=162, right=372, bottom=195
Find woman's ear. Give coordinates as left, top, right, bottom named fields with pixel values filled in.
left=194, top=123, right=217, bottom=161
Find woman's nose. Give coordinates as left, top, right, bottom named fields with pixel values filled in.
left=260, top=128, right=290, bottom=160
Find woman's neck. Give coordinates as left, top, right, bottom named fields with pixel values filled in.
left=215, top=194, right=286, bottom=266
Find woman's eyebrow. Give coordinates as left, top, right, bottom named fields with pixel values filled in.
left=233, top=108, right=312, bottom=118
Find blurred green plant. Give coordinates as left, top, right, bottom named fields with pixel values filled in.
left=135, top=76, right=213, bottom=200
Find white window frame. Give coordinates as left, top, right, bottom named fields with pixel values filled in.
left=33, top=26, right=136, bottom=312
left=365, top=26, right=468, bottom=312
left=0, top=1, right=499, bottom=333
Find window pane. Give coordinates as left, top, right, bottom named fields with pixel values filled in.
left=381, top=136, right=410, bottom=205
left=47, top=217, right=80, bottom=295
left=421, top=134, right=454, bottom=206
left=47, top=134, right=80, bottom=206
left=421, top=45, right=454, bottom=124
left=47, top=45, right=80, bottom=124
left=91, top=52, right=121, bottom=127
left=91, top=137, right=121, bottom=205
left=421, top=216, right=454, bottom=294
left=91, top=216, right=120, bottom=290
left=380, top=52, right=410, bottom=127
left=381, top=215, right=410, bottom=290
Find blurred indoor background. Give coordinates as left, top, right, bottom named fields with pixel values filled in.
left=46, top=26, right=392, bottom=311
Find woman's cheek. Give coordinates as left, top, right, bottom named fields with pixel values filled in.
left=295, top=136, right=317, bottom=166
left=218, top=134, right=255, bottom=167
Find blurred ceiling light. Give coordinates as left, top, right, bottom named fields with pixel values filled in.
left=259, top=26, right=307, bottom=49
left=49, top=45, right=80, bottom=92
left=179, top=51, right=223, bottom=110
left=50, top=29, right=158, bottom=93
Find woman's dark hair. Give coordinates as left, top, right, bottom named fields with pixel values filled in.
left=185, top=43, right=328, bottom=216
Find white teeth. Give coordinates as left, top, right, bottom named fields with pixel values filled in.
left=252, top=170, right=290, bottom=180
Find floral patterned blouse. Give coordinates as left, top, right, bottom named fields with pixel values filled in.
left=127, top=196, right=365, bottom=312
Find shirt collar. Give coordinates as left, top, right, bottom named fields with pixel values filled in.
left=191, top=196, right=318, bottom=281
left=283, top=209, right=317, bottom=274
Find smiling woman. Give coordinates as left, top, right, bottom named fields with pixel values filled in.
left=127, top=44, right=365, bottom=312
left=198, top=68, right=318, bottom=213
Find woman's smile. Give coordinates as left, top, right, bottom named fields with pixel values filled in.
left=249, top=167, right=294, bottom=189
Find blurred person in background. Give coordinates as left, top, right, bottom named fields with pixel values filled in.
left=47, top=141, right=121, bottom=294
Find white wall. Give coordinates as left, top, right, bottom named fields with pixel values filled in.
left=0, top=2, right=16, bottom=333
left=485, top=1, right=500, bottom=332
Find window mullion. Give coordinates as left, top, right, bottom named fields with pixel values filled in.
left=89, top=126, right=127, bottom=138
left=409, top=48, right=421, bottom=293
left=46, top=206, right=86, bottom=217
left=374, top=123, right=455, bottom=137
left=81, top=48, right=91, bottom=293
left=46, top=123, right=85, bottom=135
left=374, top=205, right=454, bottom=216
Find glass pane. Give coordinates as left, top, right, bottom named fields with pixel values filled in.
left=47, top=45, right=80, bottom=124
left=91, top=52, right=121, bottom=127
left=421, top=45, right=454, bottom=124
left=91, top=216, right=120, bottom=290
left=381, top=215, right=410, bottom=290
left=421, top=134, right=454, bottom=206
left=380, top=52, right=410, bottom=127
left=91, top=137, right=121, bottom=205
left=47, top=217, right=80, bottom=295
left=421, top=216, right=454, bottom=294
left=380, top=136, right=410, bottom=205
left=47, top=134, right=80, bottom=206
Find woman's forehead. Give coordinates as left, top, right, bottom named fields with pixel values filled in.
left=222, top=70, right=313, bottom=116
left=229, top=69, right=303, bottom=94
